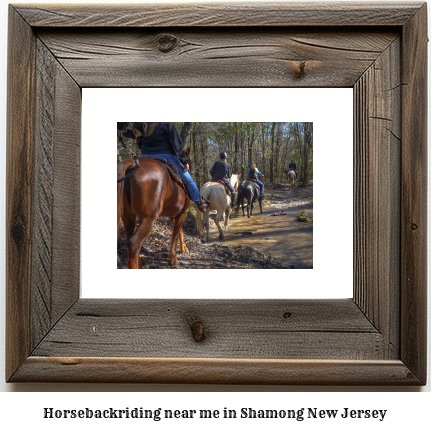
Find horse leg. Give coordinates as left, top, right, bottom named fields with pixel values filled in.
left=203, top=211, right=210, bottom=242
left=214, top=212, right=224, bottom=239
left=259, top=197, right=263, bottom=214
left=224, top=206, right=232, bottom=231
left=178, top=228, right=188, bottom=253
left=117, top=214, right=134, bottom=269
left=127, top=217, right=156, bottom=269
left=169, top=214, right=187, bottom=266
left=121, top=207, right=138, bottom=268
left=170, top=218, right=188, bottom=253
left=123, top=213, right=136, bottom=240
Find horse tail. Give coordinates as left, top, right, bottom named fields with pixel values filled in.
left=117, top=161, right=131, bottom=239
left=196, top=187, right=211, bottom=235
left=195, top=206, right=203, bottom=235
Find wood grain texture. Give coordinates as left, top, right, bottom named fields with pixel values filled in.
left=31, top=39, right=81, bottom=352
left=32, top=299, right=383, bottom=360
left=12, top=357, right=420, bottom=385
left=36, top=29, right=398, bottom=88
left=15, top=2, right=423, bottom=27
left=6, top=2, right=427, bottom=385
left=50, top=51, right=81, bottom=325
left=6, top=8, right=36, bottom=381
left=400, top=3, right=428, bottom=384
left=353, top=38, right=401, bottom=359
left=32, top=40, right=56, bottom=347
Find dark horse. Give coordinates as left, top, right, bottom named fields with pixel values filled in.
left=117, top=122, right=191, bottom=268
left=235, top=180, right=263, bottom=218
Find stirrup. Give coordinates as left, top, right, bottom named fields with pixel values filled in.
left=200, top=196, right=211, bottom=205
left=195, top=199, right=210, bottom=213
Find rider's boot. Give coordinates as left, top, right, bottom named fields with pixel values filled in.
left=231, top=192, right=237, bottom=209
left=194, top=200, right=210, bottom=213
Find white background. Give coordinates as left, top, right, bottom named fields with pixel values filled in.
left=0, top=0, right=430, bottom=421
left=82, top=87, right=353, bottom=299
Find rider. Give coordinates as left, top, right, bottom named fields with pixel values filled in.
left=247, top=163, right=265, bottom=197
left=210, top=152, right=237, bottom=208
left=289, top=159, right=298, bottom=178
left=137, top=122, right=209, bottom=212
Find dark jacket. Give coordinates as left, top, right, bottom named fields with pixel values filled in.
left=248, top=168, right=258, bottom=180
left=138, top=123, right=188, bottom=165
left=210, top=161, right=232, bottom=183
left=289, top=162, right=297, bottom=170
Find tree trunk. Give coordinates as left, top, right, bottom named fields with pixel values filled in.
left=259, top=123, right=266, bottom=174
left=192, top=130, right=200, bottom=189
left=274, top=123, right=281, bottom=182
left=234, top=122, right=239, bottom=173
left=248, top=123, right=255, bottom=168
left=180, top=122, right=193, bottom=145
left=269, top=122, right=276, bottom=183
left=302, top=122, right=313, bottom=186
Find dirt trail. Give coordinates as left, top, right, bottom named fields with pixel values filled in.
left=117, top=181, right=313, bottom=269
left=223, top=204, right=313, bottom=269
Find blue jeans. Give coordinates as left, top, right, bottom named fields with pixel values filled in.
left=256, top=179, right=264, bottom=195
left=141, top=153, right=200, bottom=202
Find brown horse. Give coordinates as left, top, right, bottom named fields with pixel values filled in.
left=117, top=147, right=192, bottom=269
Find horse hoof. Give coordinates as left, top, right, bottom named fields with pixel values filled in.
left=170, top=258, right=179, bottom=266
left=181, top=246, right=189, bottom=253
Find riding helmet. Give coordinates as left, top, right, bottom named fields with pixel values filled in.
left=220, top=152, right=227, bottom=159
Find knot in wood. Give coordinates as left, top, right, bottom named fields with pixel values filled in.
left=294, top=61, right=307, bottom=78
left=156, top=34, right=179, bottom=53
left=186, top=314, right=206, bottom=342
left=11, top=222, right=26, bottom=245
left=410, top=223, right=418, bottom=230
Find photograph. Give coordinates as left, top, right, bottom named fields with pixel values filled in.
left=2, top=0, right=428, bottom=393
left=117, top=122, right=313, bottom=270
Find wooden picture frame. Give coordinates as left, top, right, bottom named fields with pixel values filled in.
left=6, top=2, right=427, bottom=385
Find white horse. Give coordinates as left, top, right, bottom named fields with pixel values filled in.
left=287, top=170, right=296, bottom=190
left=195, top=175, right=239, bottom=241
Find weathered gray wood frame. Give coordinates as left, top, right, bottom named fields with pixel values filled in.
left=6, top=2, right=427, bottom=384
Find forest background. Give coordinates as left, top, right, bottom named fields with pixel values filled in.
left=117, top=122, right=313, bottom=188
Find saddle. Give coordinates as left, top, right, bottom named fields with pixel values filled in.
left=212, top=180, right=231, bottom=197
left=248, top=179, right=257, bottom=183
left=252, top=182, right=260, bottom=195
